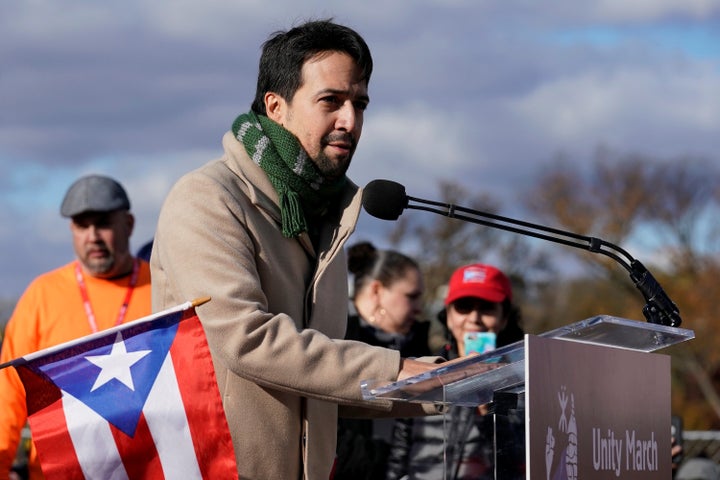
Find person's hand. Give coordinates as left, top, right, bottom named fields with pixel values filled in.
left=9, top=472, right=22, bottom=480
left=397, top=358, right=440, bottom=381
left=671, top=435, right=683, bottom=471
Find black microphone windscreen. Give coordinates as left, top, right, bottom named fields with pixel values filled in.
left=362, top=180, right=408, bottom=220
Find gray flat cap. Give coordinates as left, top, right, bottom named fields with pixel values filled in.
left=60, top=174, right=131, bottom=217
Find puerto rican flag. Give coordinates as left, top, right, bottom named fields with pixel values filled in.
left=1, top=299, right=238, bottom=480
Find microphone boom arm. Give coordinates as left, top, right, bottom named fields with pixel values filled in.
left=405, top=195, right=682, bottom=327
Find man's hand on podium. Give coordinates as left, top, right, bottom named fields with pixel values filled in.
left=398, top=357, right=444, bottom=381
left=397, top=354, right=506, bottom=394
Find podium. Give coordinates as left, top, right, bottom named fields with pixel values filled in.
left=362, top=316, right=694, bottom=479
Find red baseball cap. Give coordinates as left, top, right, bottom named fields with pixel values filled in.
left=444, top=263, right=513, bottom=305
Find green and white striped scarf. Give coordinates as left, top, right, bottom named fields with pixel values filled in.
left=232, top=111, right=347, bottom=238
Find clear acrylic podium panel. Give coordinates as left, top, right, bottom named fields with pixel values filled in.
left=361, top=315, right=695, bottom=407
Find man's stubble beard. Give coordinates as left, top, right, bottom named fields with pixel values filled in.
left=82, top=255, right=116, bottom=276
left=313, top=151, right=352, bottom=180
left=314, top=134, right=357, bottom=180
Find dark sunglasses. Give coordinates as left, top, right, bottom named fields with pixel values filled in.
left=451, top=297, right=498, bottom=315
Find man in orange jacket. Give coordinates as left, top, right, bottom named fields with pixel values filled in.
left=0, top=174, right=152, bottom=480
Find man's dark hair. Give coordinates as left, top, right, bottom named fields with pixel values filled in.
left=251, top=19, right=373, bottom=115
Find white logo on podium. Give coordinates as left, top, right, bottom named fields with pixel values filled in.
left=545, top=385, right=578, bottom=480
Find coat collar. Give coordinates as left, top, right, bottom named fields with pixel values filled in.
left=220, top=131, right=362, bottom=257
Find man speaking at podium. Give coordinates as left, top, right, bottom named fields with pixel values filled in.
left=151, top=19, right=442, bottom=480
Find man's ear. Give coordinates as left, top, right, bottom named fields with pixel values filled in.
left=264, top=92, right=284, bottom=124
left=126, top=212, right=135, bottom=236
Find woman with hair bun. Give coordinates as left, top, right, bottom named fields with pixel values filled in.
left=345, top=241, right=431, bottom=356
left=335, top=241, right=432, bottom=479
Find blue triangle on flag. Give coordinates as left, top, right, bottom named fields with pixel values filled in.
left=36, top=321, right=179, bottom=437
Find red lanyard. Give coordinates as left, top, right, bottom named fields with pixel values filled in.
left=75, top=258, right=140, bottom=333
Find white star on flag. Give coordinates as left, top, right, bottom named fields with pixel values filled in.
left=85, top=332, right=152, bottom=392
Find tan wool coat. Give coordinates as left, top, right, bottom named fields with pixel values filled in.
left=151, top=132, right=437, bottom=479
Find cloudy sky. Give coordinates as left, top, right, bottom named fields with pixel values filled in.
left=1, top=0, right=719, bottom=298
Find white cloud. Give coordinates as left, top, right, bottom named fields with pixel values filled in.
left=348, top=102, right=482, bottom=194
left=509, top=61, right=720, bottom=156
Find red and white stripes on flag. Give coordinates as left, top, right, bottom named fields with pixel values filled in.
left=2, top=300, right=238, bottom=480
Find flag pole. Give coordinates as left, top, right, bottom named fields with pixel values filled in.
left=0, top=297, right=211, bottom=370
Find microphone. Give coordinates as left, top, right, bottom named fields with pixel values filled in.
left=362, top=179, right=407, bottom=220
left=361, top=179, right=682, bottom=328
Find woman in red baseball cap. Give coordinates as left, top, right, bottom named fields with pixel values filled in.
left=442, top=263, right=523, bottom=357
left=386, top=263, right=525, bottom=480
